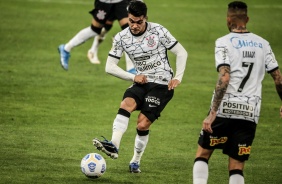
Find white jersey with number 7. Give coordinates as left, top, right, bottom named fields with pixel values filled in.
left=212, top=32, right=279, bottom=123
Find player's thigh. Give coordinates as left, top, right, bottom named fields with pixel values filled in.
left=228, top=157, right=245, bottom=171
left=89, top=1, right=113, bottom=24
left=223, top=119, right=256, bottom=162
left=120, top=97, right=137, bottom=112
left=141, top=84, right=174, bottom=123
left=195, top=145, right=214, bottom=160
left=197, top=117, right=228, bottom=150
left=123, top=83, right=146, bottom=109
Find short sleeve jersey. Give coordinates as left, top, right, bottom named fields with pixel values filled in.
left=213, top=32, right=279, bottom=123
left=109, top=22, right=178, bottom=85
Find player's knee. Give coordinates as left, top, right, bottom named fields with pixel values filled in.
left=137, top=115, right=151, bottom=130
left=120, top=98, right=136, bottom=112
left=228, top=157, right=245, bottom=170
left=195, top=145, right=213, bottom=159
left=140, top=111, right=157, bottom=123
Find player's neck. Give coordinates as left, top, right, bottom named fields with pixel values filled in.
left=231, top=26, right=248, bottom=33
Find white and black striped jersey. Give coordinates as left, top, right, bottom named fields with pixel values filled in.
left=212, top=32, right=279, bottom=123
left=109, top=22, right=178, bottom=85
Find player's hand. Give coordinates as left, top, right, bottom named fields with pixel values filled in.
left=202, top=110, right=217, bottom=133
left=168, top=79, right=180, bottom=90
left=134, top=75, right=147, bottom=84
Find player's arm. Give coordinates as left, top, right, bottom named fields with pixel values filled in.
left=105, top=55, right=135, bottom=81
left=106, top=55, right=148, bottom=84
left=203, top=65, right=230, bottom=133
left=269, top=68, right=282, bottom=117
left=168, top=42, right=188, bottom=90
left=270, top=68, right=282, bottom=100
left=212, top=65, right=230, bottom=111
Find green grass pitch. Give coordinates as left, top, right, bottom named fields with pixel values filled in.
left=0, top=0, right=281, bottom=183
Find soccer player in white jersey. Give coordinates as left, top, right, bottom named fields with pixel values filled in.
left=93, top=0, right=188, bottom=173
left=193, top=1, right=282, bottom=184
left=58, top=0, right=135, bottom=73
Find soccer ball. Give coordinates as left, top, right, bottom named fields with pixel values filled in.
left=80, top=153, right=106, bottom=179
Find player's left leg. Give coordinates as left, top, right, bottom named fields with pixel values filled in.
left=128, top=84, right=174, bottom=173
left=129, top=113, right=151, bottom=173
left=226, top=119, right=256, bottom=184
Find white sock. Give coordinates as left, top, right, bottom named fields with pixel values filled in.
left=89, top=35, right=100, bottom=60
left=111, top=114, right=129, bottom=149
left=125, top=52, right=134, bottom=71
left=229, top=174, right=244, bottom=184
left=64, top=26, right=98, bottom=52
left=89, top=27, right=107, bottom=54
left=130, top=134, right=149, bottom=164
left=193, top=160, right=208, bottom=184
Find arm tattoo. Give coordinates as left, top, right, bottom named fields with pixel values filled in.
left=211, top=66, right=230, bottom=111
left=270, top=69, right=282, bottom=101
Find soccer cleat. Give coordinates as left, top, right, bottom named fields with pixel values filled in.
left=129, top=162, right=141, bottom=173
left=93, top=136, right=118, bottom=159
left=87, top=50, right=101, bottom=64
left=58, top=44, right=70, bottom=70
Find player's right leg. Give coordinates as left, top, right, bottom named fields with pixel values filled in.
left=93, top=107, right=132, bottom=159
left=193, top=145, right=213, bottom=184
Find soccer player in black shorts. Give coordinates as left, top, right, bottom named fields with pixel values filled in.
left=193, top=1, right=282, bottom=184
left=58, top=0, right=130, bottom=70
left=92, top=0, right=188, bottom=173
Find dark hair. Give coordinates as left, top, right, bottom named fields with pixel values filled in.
left=228, top=1, right=247, bottom=14
left=128, top=0, right=147, bottom=17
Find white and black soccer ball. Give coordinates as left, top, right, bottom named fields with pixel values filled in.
left=80, top=153, right=106, bottom=179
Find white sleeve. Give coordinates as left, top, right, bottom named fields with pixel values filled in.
left=105, top=56, right=135, bottom=81
left=169, top=42, right=188, bottom=82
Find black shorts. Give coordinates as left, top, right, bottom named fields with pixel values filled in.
left=123, top=82, right=174, bottom=123
left=198, top=117, right=257, bottom=162
left=89, top=0, right=128, bottom=24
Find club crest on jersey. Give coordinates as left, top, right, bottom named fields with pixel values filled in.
left=97, top=10, right=106, bottom=20
left=146, top=36, right=156, bottom=47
